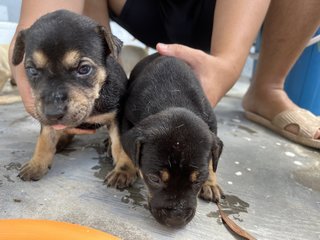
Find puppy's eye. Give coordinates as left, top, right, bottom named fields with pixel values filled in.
left=26, top=67, right=39, bottom=76
left=146, top=174, right=163, bottom=188
left=77, top=64, right=92, bottom=76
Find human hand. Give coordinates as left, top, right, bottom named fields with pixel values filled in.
left=9, top=35, right=35, bottom=116
left=156, top=43, right=240, bottom=107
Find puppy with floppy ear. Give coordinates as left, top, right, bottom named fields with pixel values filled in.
left=12, top=10, right=137, bottom=184
left=118, top=53, right=224, bottom=227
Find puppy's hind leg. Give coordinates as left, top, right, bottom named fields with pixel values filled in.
left=199, top=159, right=224, bottom=203
left=18, top=126, right=64, bottom=181
left=105, top=121, right=138, bottom=189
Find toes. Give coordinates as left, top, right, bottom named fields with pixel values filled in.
left=199, top=184, right=224, bottom=203
left=211, top=186, right=222, bottom=203
left=199, top=185, right=213, bottom=202
left=18, top=163, right=48, bottom=181
left=104, top=169, right=137, bottom=189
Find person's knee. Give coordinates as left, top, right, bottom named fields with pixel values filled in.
left=83, top=0, right=110, bottom=26
left=107, top=0, right=126, bottom=17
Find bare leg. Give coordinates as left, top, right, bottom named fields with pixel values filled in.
left=83, top=0, right=109, bottom=28
left=243, top=0, right=320, bottom=139
left=83, top=0, right=126, bottom=28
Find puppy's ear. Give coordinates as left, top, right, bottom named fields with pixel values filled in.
left=95, top=26, right=123, bottom=59
left=211, top=134, right=223, bottom=172
left=12, top=30, right=28, bottom=65
left=121, top=128, right=144, bottom=167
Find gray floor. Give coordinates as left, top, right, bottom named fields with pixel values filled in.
left=0, top=78, right=319, bottom=240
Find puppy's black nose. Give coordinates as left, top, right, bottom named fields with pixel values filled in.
left=152, top=207, right=195, bottom=228
left=164, top=208, right=195, bottom=227
left=44, top=104, right=67, bottom=121
left=42, top=90, right=68, bottom=122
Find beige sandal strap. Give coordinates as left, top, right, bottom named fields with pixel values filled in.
left=272, top=109, right=320, bottom=138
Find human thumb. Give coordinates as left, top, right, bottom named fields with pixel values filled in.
left=156, top=43, right=200, bottom=67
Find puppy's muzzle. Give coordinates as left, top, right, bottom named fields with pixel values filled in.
left=151, top=207, right=195, bottom=228
left=42, top=91, right=68, bottom=122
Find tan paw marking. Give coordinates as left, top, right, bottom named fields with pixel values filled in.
left=105, top=166, right=137, bottom=189
left=18, top=161, right=50, bottom=181
left=199, top=170, right=224, bottom=203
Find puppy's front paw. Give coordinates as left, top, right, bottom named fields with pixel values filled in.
left=199, top=169, right=224, bottom=203
left=199, top=183, right=224, bottom=203
left=105, top=167, right=137, bottom=189
left=18, top=161, right=50, bottom=181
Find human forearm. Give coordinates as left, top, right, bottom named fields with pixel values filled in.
left=211, top=0, right=270, bottom=77
left=18, top=0, right=84, bottom=29
left=156, top=1, right=271, bottom=107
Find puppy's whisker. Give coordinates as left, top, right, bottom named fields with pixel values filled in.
left=161, top=209, right=167, bottom=216
left=167, top=159, right=172, bottom=168
left=189, top=164, right=199, bottom=169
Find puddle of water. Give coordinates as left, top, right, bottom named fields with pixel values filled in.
left=91, top=165, right=101, bottom=170
left=4, top=175, right=14, bottom=183
left=206, top=211, right=220, bottom=218
left=221, top=195, right=250, bottom=213
left=94, top=156, right=148, bottom=209
left=58, top=139, right=108, bottom=157
left=293, top=163, right=320, bottom=192
left=121, top=183, right=148, bottom=209
left=89, top=139, right=148, bottom=209
left=206, top=194, right=249, bottom=223
left=4, top=162, right=21, bottom=171
left=57, top=147, right=78, bottom=156
left=90, top=141, right=114, bottom=180
left=93, top=158, right=113, bottom=180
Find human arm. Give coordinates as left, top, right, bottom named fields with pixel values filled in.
left=157, top=0, right=270, bottom=106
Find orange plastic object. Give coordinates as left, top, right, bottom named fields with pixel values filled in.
left=0, top=219, right=120, bottom=240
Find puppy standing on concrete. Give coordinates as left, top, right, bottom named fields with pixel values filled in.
left=117, top=53, right=224, bottom=227
left=12, top=10, right=137, bottom=184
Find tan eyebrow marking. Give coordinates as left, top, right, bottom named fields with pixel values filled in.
left=32, top=50, right=48, bottom=68
left=62, top=50, right=81, bottom=67
left=160, top=169, right=170, bottom=182
left=190, top=170, right=199, bottom=182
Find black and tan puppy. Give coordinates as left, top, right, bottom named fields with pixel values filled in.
left=12, top=10, right=137, bottom=184
left=118, top=53, right=224, bottom=227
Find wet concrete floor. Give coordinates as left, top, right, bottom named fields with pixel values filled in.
left=0, top=80, right=319, bottom=239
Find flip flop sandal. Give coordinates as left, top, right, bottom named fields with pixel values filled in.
left=245, top=109, right=320, bottom=149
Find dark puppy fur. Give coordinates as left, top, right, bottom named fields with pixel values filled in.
left=119, top=53, right=224, bottom=227
left=12, top=10, right=137, bottom=184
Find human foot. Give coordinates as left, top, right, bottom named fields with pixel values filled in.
left=242, top=85, right=320, bottom=144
